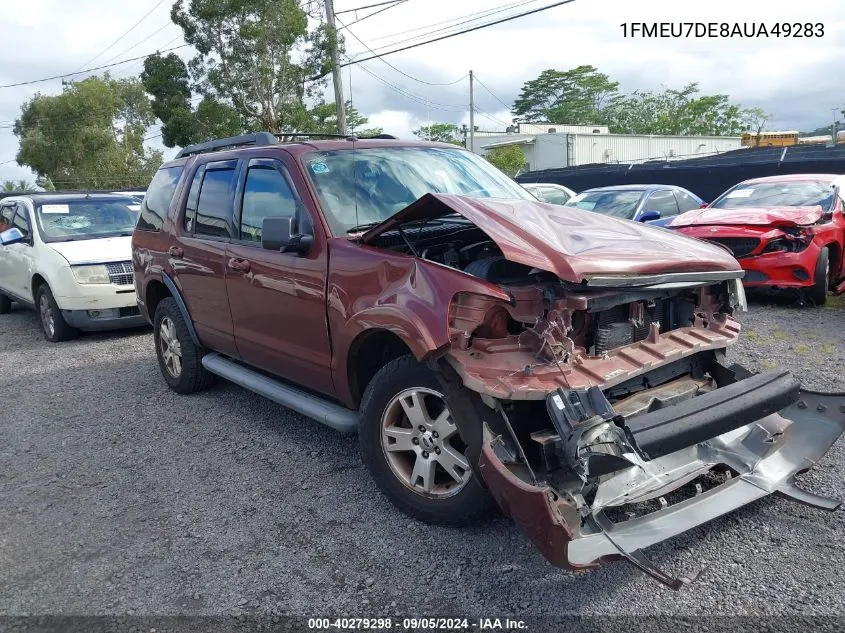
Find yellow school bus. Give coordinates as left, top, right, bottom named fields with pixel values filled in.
left=741, top=131, right=799, bottom=147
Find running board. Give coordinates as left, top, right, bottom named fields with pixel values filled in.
left=201, top=353, right=359, bottom=433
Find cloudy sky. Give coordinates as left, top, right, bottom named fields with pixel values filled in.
left=1, top=0, right=844, bottom=182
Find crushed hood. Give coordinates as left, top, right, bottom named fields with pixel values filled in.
left=669, top=205, right=825, bottom=229
left=48, top=236, right=132, bottom=265
left=360, top=193, right=742, bottom=285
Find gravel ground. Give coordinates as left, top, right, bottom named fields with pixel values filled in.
left=2, top=297, right=845, bottom=619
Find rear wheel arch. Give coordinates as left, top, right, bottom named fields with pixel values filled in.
left=348, top=328, right=414, bottom=407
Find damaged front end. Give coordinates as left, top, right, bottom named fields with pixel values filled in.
left=357, top=193, right=845, bottom=586
left=478, top=357, right=845, bottom=588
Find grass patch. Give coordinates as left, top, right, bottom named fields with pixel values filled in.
left=823, top=293, right=845, bottom=309
left=744, top=330, right=759, bottom=341
left=771, top=329, right=787, bottom=340
left=821, top=343, right=838, bottom=354
left=794, top=343, right=809, bottom=353
left=761, top=359, right=778, bottom=370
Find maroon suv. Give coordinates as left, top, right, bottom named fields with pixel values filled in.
left=132, top=132, right=845, bottom=587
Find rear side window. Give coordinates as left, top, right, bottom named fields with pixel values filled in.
left=195, top=164, right=237, bottom=238
left=136, top=166, right=184, bottom=232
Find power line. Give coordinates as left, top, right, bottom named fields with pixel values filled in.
left=342, top=0, right=408, bottom=27
left=474, top=75, right=512, bottom=111
left=100, top=21, right=175, bottom=66
left=336, top=16, right=467, bottom=86
left=319, top=0, right=576, bottom=78
left=352, top=59, right=465, bottom=112
left=336, top=0, right=402, bottom=14
left=360, top=0, right=538, bottom=47
left=0, top=44, right=190, bottom=89
left=75, top=0, right=169, bottom=72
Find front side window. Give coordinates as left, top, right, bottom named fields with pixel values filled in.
left=565, top=190, right=645, bottom=220
left=137, top=166, right=183, bottom=232
left=239, top=165, right=297, bottom=243
left=302, top=146, right=534, bottom=234
left=12, top=204, right=30, bottom=237
left=711, top=181, right=836, bottom=209
left=0, top=204, right=15, bottom=231
left=35, top=198, right=140, bottom=243
left=195, top=166, right=237, bottom=238
left=183, top=166, right=205, bottom=233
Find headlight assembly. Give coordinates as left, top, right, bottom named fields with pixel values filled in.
left=71, top=264, right=111, bottom=284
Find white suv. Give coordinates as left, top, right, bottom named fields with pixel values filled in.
left=0, top=193, right=147, bottom=341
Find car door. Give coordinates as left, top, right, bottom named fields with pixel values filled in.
left=0, top=202, right=18, bottom=295
left=224, top=156, right=334, bottom=396
left=674, top=189, right=704, bottom=214
left=5, top=202, right=36, bottom=302
left=171, top=159, right=240, bottom=357
left=641, top=189, right=680, bottom=226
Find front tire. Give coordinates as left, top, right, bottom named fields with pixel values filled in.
left=153, top=297, right=214, bottom=394
left=35, top=285, right=78, bottom=342
left=359, top=355, right=494, bottom=526
left=809, top=247, right=829, bottom=306
left=0, top=293, right=11, bottom=314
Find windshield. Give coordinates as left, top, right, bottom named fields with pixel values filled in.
left=302, top=146, right=535, bottom=234
left=711, top=181, right=836, bottom=209
left=564, top=190, right=644, bottom=220
left=35, top=198, right=140, bottom=242
left=527, top=186, right=572, bottom=205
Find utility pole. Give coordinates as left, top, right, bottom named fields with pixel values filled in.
left=469, top=70, right=475, bottom=152
left=325, top=0, right=347, bottom=135
left=832, top=108, right=839, bottom=145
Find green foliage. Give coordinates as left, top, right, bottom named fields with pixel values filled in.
left=171, top=0, right=332, bottom=133
left=412, top=123, right=462, bottom=144
left=306, top=101, right=382, bottom=137
left=601, top=83, right=745, bottom=136
left=512, top=66, right=619, bottom=124
left=14, top=75, right=162, bottom=190
left=1, top=180, right=37, bottom=192
left=485, top=145, right=526, bottom=176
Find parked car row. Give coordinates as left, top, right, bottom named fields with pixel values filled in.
left=1, top=135, right=844, bottom=589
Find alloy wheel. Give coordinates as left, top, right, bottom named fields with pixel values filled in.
left=39, top=293, right=55, bottom=338
left=158, top=316, right=183, bottom=378
left=380, top=387, right=472, bottom=498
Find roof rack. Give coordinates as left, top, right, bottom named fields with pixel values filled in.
left=176, top=132, right=277, bottom=158
left=175, top=130, right=401, bottom=158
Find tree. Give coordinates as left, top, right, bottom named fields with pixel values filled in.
left=742, top=107, right=771, bottom=145
left=307, top=101, right=382, bottom=137
left=1, top=180, right=37, bottom=192
left=602, top=83, right=745, bottom=136
left=412, top=123, right=462, bottom=144
left=485, top=145, right=526, bottom=176
left=14, top=75, right=162, bottom=190
left=171, top=0, right=333, bottom=134
left=512, top=66, right=619, bottom=124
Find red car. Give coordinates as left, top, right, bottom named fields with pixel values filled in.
left=669, top=174, right=845, bottom=305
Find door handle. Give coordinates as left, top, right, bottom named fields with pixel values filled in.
left=168, top=246, right=184, bottom=258
left=227, top=257, right=251, bottom=273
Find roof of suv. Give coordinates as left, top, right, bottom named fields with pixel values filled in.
left=161, top=136, right=464, bottom=168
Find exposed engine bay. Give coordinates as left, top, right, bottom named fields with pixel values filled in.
left=368, top=214, right=845, bottom=589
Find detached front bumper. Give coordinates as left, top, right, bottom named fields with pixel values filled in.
left=479, top=372, right=845, bottom=588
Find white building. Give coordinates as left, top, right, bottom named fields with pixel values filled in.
left=468, top=124, right=742, bottom=172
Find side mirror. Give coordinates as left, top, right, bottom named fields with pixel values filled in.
left=699, top=202, right=709, bottom=209
left=640, top=210, right=661, bottom=222
left=261, top=216, right=313, bottom=255
left=0, top=227, right=26, bottom=246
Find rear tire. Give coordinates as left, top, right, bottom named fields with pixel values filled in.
left=359, top=355, right=494, bottom=526
left=809, top=247, right=829, bottom=307
left=153, top=297, right=214, bottom=394
left=35, top=285, right=78, bottom=342
left=0, top=294, right=11, bottom=314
